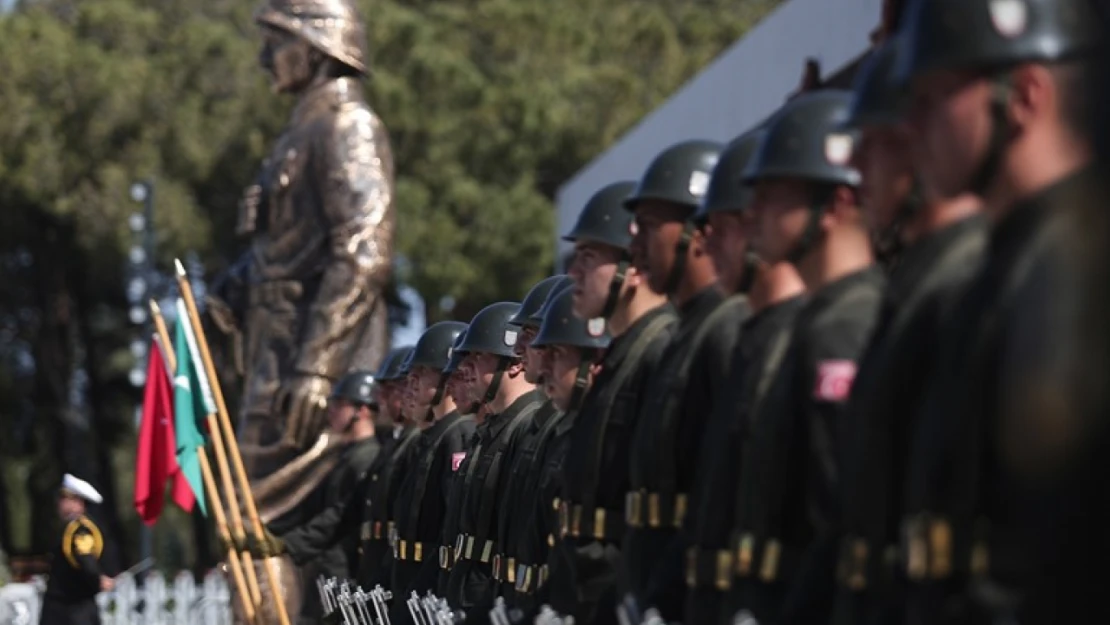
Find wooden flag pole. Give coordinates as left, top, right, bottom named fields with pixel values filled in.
left=149, top=301, right=259, bottom=624
left=174, top=261, right=293, bottom=625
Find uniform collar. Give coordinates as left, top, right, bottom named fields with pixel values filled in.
left=291, top=77, right=362, bottom=125
left=482, top=389, right=542, bottom=441
left=602, top=303, right=673, bottom=370
left=889, top=215, right=985, bottom=304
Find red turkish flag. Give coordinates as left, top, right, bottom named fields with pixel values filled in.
left=134, top=338, right=195, bottom=524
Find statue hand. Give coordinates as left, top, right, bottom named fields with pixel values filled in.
left=275, top=374, right=331, bottom=449
left=206, top=294, right=240, bottom=336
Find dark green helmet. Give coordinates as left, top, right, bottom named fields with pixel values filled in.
left=531, top=287, right=610, bottom=351
left=374, top=346, right=414, bottom=382
left=527, top=276, right=573, bottom=327
left=895, top=0, right=1103, bottom=86
left=563, top=181, right=638, bottom=250
left=409, top=321, right=468, bottom=372
left=694, top=130, right=765, bottom=222
left=624, top=140, right=723, bottom=213
left=844, top=37, right=906, bottom=130
left=443, top=330, right=467, bottom=374
left=329, top=370, right=379, bottom=409
left=457, top=302, right=522, bottom=358
left=743, top=90, right=861, bottom=189
left=509, top=276, right=568, bottom=328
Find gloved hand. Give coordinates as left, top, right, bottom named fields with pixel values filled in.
left=248, top=527, right=286, bottom=558
left=275, top=374, right=332, bottom=449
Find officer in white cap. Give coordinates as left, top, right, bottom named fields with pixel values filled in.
left=39, top=474, right=112, bottom=625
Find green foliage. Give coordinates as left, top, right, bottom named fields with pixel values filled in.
left=0, top=0, right=780, bottom=556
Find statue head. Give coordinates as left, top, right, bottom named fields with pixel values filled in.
left=255, top=0, right=369, bottom=93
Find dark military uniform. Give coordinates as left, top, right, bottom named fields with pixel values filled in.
left=389, top=410, right=476, bottom=623
left=623, top=288, right=748, bottom=619
left=726, top=266, right=884, bottom=625
left=435, top=426, right=478, bottom=597
left=40, top=515, right=104, bottom=625
left=833, top=216, right=984, bottom=625
left=548, top=304, right=675, bottom=624
left=902, top=171, right=1096, bottom=625
left=359, top=424, right=421, bottom=588
left=445, top=391, right=543, bottom=619
left=271, top=434, right=381, bottom=619
left=684, top=296, right=805, bottom=625
left=494, top=402, right=563, bottom=610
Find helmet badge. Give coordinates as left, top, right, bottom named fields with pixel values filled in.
left=359, top=384, right=370, bottom=396
left=504, top=329, right=518, bottom=347
left=587, top=318, right=606, bottom=338
left=825, top=133, right=854, bottom=166
left=689, top=170, right=711, bottom=197
left=989, top=0, right=1028, bottom=38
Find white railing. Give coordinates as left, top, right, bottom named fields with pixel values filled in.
left=0, top=570, right=232, bottom=625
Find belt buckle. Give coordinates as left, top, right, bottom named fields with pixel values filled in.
left=492, top=554, right=503, bottom=580
left=439, top=546, right=449, bottom=569
left=507, top=557, right=517, bottom=584
left=715, top=550, right=732, bottom=591
left=625, top=491, right=642, bottom=528
left=903, top=515, right=927, bottom=581
left=360, top=521, right=371, bottom=541
left=735, top=533, right=754, bottom=576
left=454, top=534, right=465, bottom=562
left=928, top=517, right=952, bottom=580
left=594, top=508, right=607, bottom=541
left=538, top=564, right=549, bottom=588
left=647, top=493, right=661, bottom=528
left=674, top=493, right=688, bottom=528
left=399, top=540, right=408, bottom=561
left=571, top=505, right=583, bottom=538
left=480, top=540, right=494, bottom=563
left=558, top=502, right=569, bottom=538
left=848, top=538, right=868, bottom=590
left=414, top=542, right=423, bottom=562
left=465, top=536, right=476, bottom=559
left=373, top=521, right=383, bottom=539
left=759, top=539, right=781, bottom=582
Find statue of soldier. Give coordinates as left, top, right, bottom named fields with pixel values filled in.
left=209, top=0, right=395, bottom=479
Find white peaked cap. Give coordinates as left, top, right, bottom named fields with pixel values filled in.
left=61, top=474, right=103, bottom=504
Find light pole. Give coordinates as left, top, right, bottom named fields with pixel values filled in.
left=126, top=179, right=155, bottom=569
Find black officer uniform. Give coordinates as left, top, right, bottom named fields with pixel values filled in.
left=893, top=2, right=1104, bottom=624
left=547, top=181, right=676, bottom=625
left=493, top=279, right=571, bottom=612
left=621, top=140, right=750, bottom=621
left=443, top=302, right=545, bottom=621
left=389, top=321, right=477, bottom=624
left=358, top=347, right=422, bottom=588
left=682, top=129, right=806, bottom=625
left=830, top=38, right=987, bottom=625
left=724, top=91, right=884, bottom=625
left=265, top=370, right=383, bottom=622
left=40, top=480, right=105, bottom=625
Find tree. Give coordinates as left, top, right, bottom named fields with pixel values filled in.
left=0, top=0, right=781, bottom=564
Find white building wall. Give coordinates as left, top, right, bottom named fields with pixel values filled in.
left=555, top=0, right=882, bottom=256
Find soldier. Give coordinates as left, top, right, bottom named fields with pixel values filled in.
left=359, top=346, right=422, bottom=588
left=443, top=302, right=545, bottom=619
left=725, top=90, right=884, bottom=625
left=512, top=286, right=611, bottom=614
left=508, top=276, right=573, bottom=385
left=682, top=129, right=809, bottom=625
left=894, top=0, right=1103, bottom=623
left=831, top=37, right=985, bottom=625
left=492, top=280, right=571, bottom=612
left=253, top=370, right=382, bottom=622
left=40, top=475, right=111, bottom=625
left=209, top=0, right=395, bottom=476
left=621, top=140, right=750, bottom=621
left=389, top=321, right=477, bottom=624
left=548, top=181, right=675, bottom=624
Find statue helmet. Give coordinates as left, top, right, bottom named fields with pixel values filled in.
left=255, top=0, right=370, bottom=75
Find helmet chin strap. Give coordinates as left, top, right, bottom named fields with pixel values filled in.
left=785, top=186, right=836, bottom=266
left=567, top=355, right=595, bottom=412
left=425, top=374, right=449, bottom=423
left=663, top=221, right=695, bottom=296
left=873, top=176, right=924, bottom=268
left=967, top=74, right=1014, bottom=199
left=479, top=357, right=511, bottom=409
left=736, top=250, right=759, bottom=294
left=600, top=257, right=630, bottom=319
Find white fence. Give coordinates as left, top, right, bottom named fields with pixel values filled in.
left=0, top=570, right=232, bottom=625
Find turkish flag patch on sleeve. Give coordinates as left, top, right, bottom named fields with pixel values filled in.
left=451, top=452, right=467, bottom=472
left=813, top=360, right=858, bottom=402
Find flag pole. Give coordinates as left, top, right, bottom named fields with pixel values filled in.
left=150, top=300, right=260, bottom=624
left=174, top=260, right=293, bottom=625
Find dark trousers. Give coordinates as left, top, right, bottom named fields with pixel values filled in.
left=39, top=599, right=100, bottom=625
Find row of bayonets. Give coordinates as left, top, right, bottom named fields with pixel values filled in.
left=315, top=576, right=584, bottom=625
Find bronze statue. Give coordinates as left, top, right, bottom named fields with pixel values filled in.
left=209, top=0, right=395, bottom=478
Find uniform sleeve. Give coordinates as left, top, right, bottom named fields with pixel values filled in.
left=65, top=525, right=103, bottom=589
left=294, top=108, right=395, bottom=379
left=281, top=461, right=365, bottom=564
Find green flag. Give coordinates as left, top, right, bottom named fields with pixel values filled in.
left=172, top=298, right=214, bottom=516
